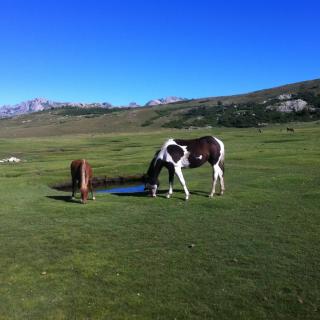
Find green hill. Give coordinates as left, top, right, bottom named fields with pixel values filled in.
left=0, top=78, right=319, bottom=137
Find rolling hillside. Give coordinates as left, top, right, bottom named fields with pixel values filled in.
left=0, top=78, right=319, bottom=138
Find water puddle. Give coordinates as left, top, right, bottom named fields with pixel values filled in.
left=96, top=184, right=145, bottom=194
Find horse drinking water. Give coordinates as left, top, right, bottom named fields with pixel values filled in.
left=70, top=159, right=95, bottom=203
left=145, top=136, right=225, bottom=200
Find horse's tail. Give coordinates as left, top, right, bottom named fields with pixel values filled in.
left=80, top=159, right=88, bottom=191
left=219, top=150, right=225, bottom=174
left=214, top=137, right=225, bottom=174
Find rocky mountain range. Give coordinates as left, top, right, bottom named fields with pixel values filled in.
left=0, top=98, right=112, bottom=118
left=0, top=96, right=187, bottom=118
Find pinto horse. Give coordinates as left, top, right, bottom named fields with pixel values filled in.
left=145, top=136, right=225, bottom=200
left=70, top=159, right=95, bottom=203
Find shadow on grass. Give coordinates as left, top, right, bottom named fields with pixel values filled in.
left=110, top=190, right=162, bottom=198
left=111, top=189, right=211, bottom=198
left=47, top=189, right=217, bottom=202
left=46, top=195, right=75, bottom=203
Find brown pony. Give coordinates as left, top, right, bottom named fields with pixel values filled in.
left=70, top=159, right=95, bottom=203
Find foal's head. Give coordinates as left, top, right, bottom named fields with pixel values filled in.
left=80, top=187, right=89, bottom=204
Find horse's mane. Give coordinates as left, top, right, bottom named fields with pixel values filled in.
left=80, top=159, right=88, bottom=191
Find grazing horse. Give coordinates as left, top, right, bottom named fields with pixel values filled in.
left=287, top=127, right=295, bottom=133
left=145, top=136, right=225, bottom=200
left=70, top=159, right=95, bottom=203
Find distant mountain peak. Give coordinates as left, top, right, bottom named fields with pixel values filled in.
left=145, top=96, right=187, bottom=106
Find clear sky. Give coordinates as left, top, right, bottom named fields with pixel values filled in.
left=0, top=0, right=319, bottom=106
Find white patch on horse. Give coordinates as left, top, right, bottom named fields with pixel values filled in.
left=195, top=155, right=203, bottom=160
left=157, top=139, right=190, bottom=167
left=178, top=145, right=190, bottom=168
left=157, top=138, right=175, bottom=162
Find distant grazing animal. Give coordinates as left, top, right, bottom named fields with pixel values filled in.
left=145, top=136, right=225, bottom=200
left=287, top=127, right=295, bottom=133
left=70, top=159, right=95, bottom=203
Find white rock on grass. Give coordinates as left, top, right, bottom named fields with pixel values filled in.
left=0, top=157, right=21, bottom=163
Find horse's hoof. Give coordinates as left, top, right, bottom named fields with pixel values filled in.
left=92, top=197, right=96, bottom=200
left=185, top=195, right=190, bottom=201
left=166, top=194, right=171, bottom=199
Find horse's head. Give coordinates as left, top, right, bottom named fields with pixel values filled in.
left=80, top=187, right=89, bottom=204
left=144, top=175, right=160, bottom=197
left=144, top=150, right=162, bottom=197
left=145, top=182, right=158, bottom=197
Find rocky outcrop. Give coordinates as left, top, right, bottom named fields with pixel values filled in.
left=267, top=99, right=308, bottom=113
left=278, top=94, right=292, bottom=100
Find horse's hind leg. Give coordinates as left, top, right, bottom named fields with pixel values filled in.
left=209, top=164, right=224, bottom=197
left=209, top=166, right=219, bottom=198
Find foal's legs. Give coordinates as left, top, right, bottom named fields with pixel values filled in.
left=175, top=167, right=190, bottom=200
left=166, top=164, right=175, bottom=199
left=89, top=180, right=96, bottom=200
left=71, top=177, right=77, bottom=200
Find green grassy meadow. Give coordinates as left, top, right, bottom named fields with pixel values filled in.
left=0, top=123, right=319, bottom=319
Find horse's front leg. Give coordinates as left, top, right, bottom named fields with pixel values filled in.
left=175, top=167, right=190, bottom=200
left=89, top=180, right=96, bottom=200
left=166, top=164, right=175, bottom=199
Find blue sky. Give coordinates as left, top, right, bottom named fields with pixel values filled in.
left=0, top=0, right=319, bottom=106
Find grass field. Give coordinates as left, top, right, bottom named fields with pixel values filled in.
left=0, top=123, right=319, bottom=319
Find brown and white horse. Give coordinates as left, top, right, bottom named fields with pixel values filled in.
left=70, top=159, right=95, bottom=203
left=145, top=136, right=225, bottom=200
